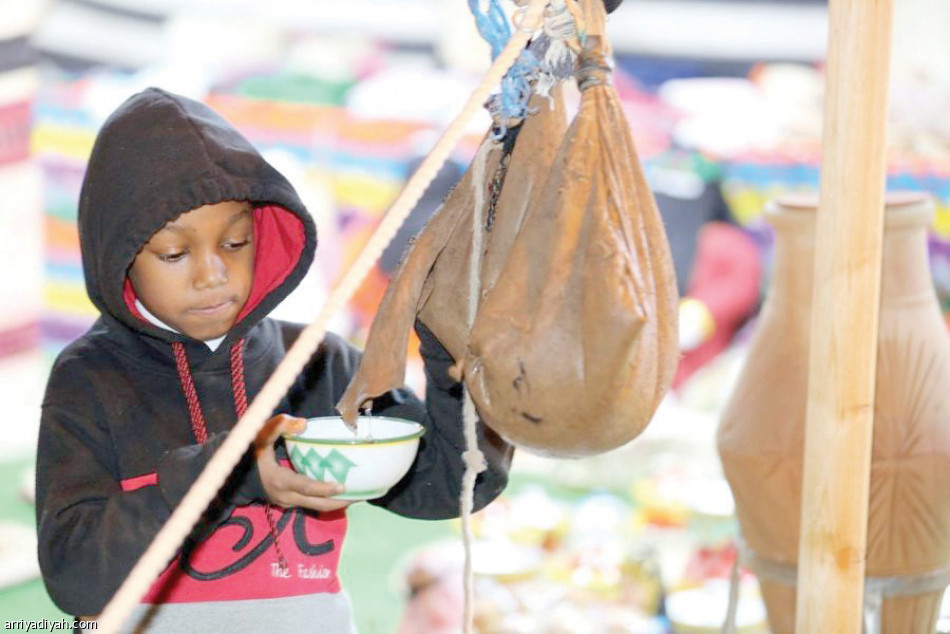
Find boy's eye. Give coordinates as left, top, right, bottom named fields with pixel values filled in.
left=223, top=238, right=251, bottom=250
left=157, top=251, right=186, bottom=263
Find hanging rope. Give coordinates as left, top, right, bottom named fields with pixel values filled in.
left=529, top=0, right=584, bottom=99
left=458, top=142, right=492, bottom=634
left=468, top=0, right=541, bottom=137
left=94, top=2, right=551, bottom=631
left=469, top=0, right=591, bottom=135
left=459, top=393, right=486, bottom=633
left=454, top=6, right=586, bottom=630
left=468, top=0, right=511, bottom=59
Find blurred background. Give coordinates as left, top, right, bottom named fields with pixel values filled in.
left=0, top=0, right=948, bottom=632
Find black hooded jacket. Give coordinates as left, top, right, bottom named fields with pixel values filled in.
left=35, top=87, right=511, bottom=619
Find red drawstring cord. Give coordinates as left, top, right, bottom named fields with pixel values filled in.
left=229, top=340, right=289, bottom=574
left=172, top=339, right=289, bottom=573
left=229, top=343, right=249, bottom=417
left=172, top=342, right=208, bottom=445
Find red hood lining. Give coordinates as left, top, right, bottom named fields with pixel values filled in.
left=123, top=204, right=307, bottom=331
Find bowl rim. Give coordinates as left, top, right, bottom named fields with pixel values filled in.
left=282, top=415, right=426, bottom=446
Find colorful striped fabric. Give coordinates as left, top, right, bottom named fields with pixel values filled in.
left=29, top=62, right=676, bottom=358
left=0, top=13, right=42, bottom=359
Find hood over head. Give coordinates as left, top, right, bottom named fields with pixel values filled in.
left=78, top=87, right=316, bottom=346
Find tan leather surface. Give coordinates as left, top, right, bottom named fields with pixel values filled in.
left=339, top=0, right=678, bottom=457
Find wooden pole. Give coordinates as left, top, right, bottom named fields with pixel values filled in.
left=795, top=0, right=895, bottom=632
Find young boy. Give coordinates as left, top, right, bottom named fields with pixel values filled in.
left=35, top=87, right=512, bottom=632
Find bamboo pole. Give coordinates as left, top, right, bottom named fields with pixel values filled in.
left=795, top=0, right=895, bottom=632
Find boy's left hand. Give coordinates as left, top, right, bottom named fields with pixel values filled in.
left=255, top=414, right=353, bottom=512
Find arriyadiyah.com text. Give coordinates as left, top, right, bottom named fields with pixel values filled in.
left=5, top=619, right=97, bottom=631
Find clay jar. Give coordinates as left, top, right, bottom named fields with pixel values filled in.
left=718, top=193, right=950, bottom=634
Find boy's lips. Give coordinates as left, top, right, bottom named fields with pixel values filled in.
left=188, top=299, right=236, bottom=316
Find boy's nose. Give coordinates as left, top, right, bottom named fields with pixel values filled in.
left=194, top=253, right=228, bottom=289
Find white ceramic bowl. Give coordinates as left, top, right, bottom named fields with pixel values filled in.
left=284, top=416, right=424, bottom=501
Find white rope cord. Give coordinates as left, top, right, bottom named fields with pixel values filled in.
left=95, top=2, right=550, bottom=631
left=459, top=142, right=492, bottom=633
left=460, top=393, right=486, bottom=632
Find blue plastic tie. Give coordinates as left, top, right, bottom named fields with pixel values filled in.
left=468, top=0, right=541, bottom=138
left=468, top=0, right=511, bottom=59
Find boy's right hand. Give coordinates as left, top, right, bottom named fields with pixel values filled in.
left=256, top=414, right=352, bottom=513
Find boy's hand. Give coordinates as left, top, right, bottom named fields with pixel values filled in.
left=256, top=414, right=352, bottom=512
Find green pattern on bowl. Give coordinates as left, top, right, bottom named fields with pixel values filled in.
left=290, top=446, right=357, bottom=485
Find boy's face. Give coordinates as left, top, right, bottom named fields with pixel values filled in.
left=129, top=200, right=254, bottom=341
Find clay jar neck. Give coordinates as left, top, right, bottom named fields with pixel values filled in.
left=765, top=193, right=936, bottom=311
